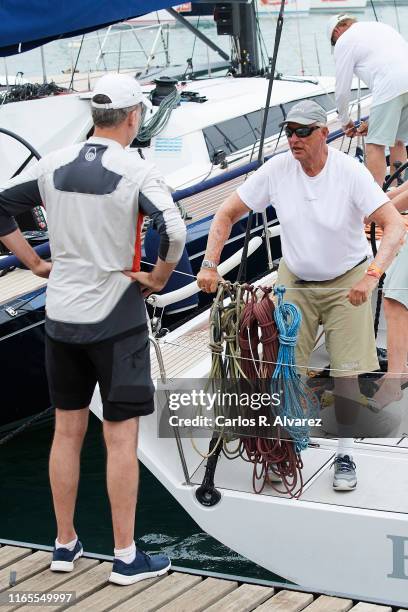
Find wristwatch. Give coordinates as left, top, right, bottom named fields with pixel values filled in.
left=201, top=259, right=218, bottom=270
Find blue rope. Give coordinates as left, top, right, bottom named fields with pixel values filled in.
left=271, top=285, right=319, bottom=452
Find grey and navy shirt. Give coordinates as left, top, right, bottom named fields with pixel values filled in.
left=0, top=136, right=186, bottom=343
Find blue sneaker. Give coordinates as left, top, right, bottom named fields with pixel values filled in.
left=109, top=549, right=171, bottom=586
left=50, top=539, right=83, bottom=572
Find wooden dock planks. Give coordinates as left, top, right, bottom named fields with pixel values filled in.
left=256, top=589, right=314, bottom=611
left=0, top=545, right=403, bottom=611
left=157, top=576, right=238, bottom=612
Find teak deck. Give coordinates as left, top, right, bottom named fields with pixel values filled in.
left=0, top=543, right=405, bottom=612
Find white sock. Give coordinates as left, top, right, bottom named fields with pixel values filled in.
left=337, top=438, right=354, bottom=457
left=114, top=541, right=136, bottom=564
left=56, top=536, right=77, bottom=551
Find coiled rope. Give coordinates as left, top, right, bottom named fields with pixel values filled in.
left=196, top=281, right=319, bottom=497
left=137, top=89, right=181, bottom=143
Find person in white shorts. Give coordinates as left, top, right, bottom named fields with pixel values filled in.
left=328, top=15, right=408, bottom=186
left=372, top=183, right=408, bottom=407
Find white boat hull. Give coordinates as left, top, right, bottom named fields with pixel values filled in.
left=89, top=280, right=408, bottom=606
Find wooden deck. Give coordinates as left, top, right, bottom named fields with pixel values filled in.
left=0, top=543, right=405, bottom=611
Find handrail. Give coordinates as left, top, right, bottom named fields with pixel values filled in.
left=147, top=236, right=263, bottom=308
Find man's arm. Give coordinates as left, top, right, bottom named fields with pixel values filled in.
left=124, top=169, right=186, bottom=297
left=0, top=160, right=51, bottom=278
left=349, top=202, right=406, bottom=305
left=0, top=229, right=51, bottom=278
left=388, top=183, right=408, bottom=213
left=197, top=191, right=250, bottom=293
left=334, top=45, right=357, bottom=129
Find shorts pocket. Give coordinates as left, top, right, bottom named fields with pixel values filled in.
left=108, top=331, right=154, bottom=403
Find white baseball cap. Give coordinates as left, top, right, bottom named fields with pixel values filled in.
left=327, top=13, right=355, bottom=45
left=91, top=74, right=152, bottom=110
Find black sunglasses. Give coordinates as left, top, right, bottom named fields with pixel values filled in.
left=284, top=125, right=321, bottom=139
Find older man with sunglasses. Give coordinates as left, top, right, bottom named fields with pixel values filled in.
left=197, top=100, right=405, bottom=490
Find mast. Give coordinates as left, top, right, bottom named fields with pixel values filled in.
left=236, top=2, right=261, bottom=76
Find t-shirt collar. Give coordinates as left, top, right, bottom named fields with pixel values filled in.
left=87, top=136, right=123, bottom=149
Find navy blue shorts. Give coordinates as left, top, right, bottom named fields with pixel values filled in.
left=45, top=326, right=154, bottom=421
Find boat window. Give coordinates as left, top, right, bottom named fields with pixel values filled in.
left=203, top=106, right=285, bottom=160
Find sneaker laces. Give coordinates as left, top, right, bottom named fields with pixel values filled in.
left=138, top=549, right=152, bottom=569
left=331, top=455, right=356, bottom=473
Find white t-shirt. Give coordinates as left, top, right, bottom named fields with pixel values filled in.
left=334, top=21, right=408, bottom=125
left=237, top=148, right=388, bottom=281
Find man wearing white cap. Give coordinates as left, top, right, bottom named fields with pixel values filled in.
left=328, top=14, right=408, bottom=186
left=197, top=100, right=405, bottom=490
left=0, top=73, right=186, bottom=584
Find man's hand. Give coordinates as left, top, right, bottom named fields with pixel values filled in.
left=197, top=268, right=222, bottom=293
left=343, top=120, right=356, bottom=138
left=32, top=259, right=52, bottom=279
left=348, top=274, right=378, bottom=306
left=356, top=120, right=369, bottom=136
left=124, top=270, right=167, bottom=297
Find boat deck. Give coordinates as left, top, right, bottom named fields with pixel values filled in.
left=0, top=542, right=405, bottom=611
left=0, top=269, right=46, bottom=308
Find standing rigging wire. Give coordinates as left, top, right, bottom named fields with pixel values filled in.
left=294, top=0, right=305, bottom=76
left=182, top=16, right=201, bottom=79
left=369, top=0, right=379, bottom=22
left=393, top=0, right=401, bottom=33
left=68, top=34, right=85, bottom=91
left=236, top=0, right=286, bottom=283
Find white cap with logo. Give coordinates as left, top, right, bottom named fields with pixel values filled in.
left=91, top=73, right=152, bottom=110
left=327, top=13, right=355, bottom=45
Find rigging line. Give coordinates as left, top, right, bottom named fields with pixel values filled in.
left=393, top=0, right=401, bottom=33
left=237, top=0, right=286, bottom=283
left=369, top=0, right=379, bottom=22
left=294, top=0, right=305, bottom=76
left=69, top=34, right=85, bottom=92
left=160, top=336, right=402, bottom=375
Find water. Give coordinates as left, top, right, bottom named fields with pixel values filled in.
left=1, top=1, right=408, bottom=584
left=0, top=413, right=281, bottom=582
left=2, top=5, right=408, bottom=82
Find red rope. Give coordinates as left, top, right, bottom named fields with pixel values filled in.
left=237, top=287, right=304, bottom=498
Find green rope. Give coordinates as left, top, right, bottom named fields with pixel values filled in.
left=137, top=89, right=181, bottom=143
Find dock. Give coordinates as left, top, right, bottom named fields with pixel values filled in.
left=0, top=541, right=406, bottom=611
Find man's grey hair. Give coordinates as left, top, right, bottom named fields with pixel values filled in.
left=91, top=94, right=141, bottom=128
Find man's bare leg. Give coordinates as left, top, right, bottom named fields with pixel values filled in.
left=49, top=408, right=89, bottom=543
left=374, top=297, right=408, bottom=407
left=366, top=143, right=387, bottom=186
left=389, top=140, right=407, bottom=187
left=103, top=417, right=139, bottom=549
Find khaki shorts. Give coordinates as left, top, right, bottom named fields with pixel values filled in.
left=277, top=259, right=379, bottom=377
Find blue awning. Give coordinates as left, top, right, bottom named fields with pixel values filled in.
left=0, top=1, right=180, bottom=57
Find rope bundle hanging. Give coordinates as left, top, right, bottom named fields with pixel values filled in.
left=201, top=281, right=319, bottom=498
